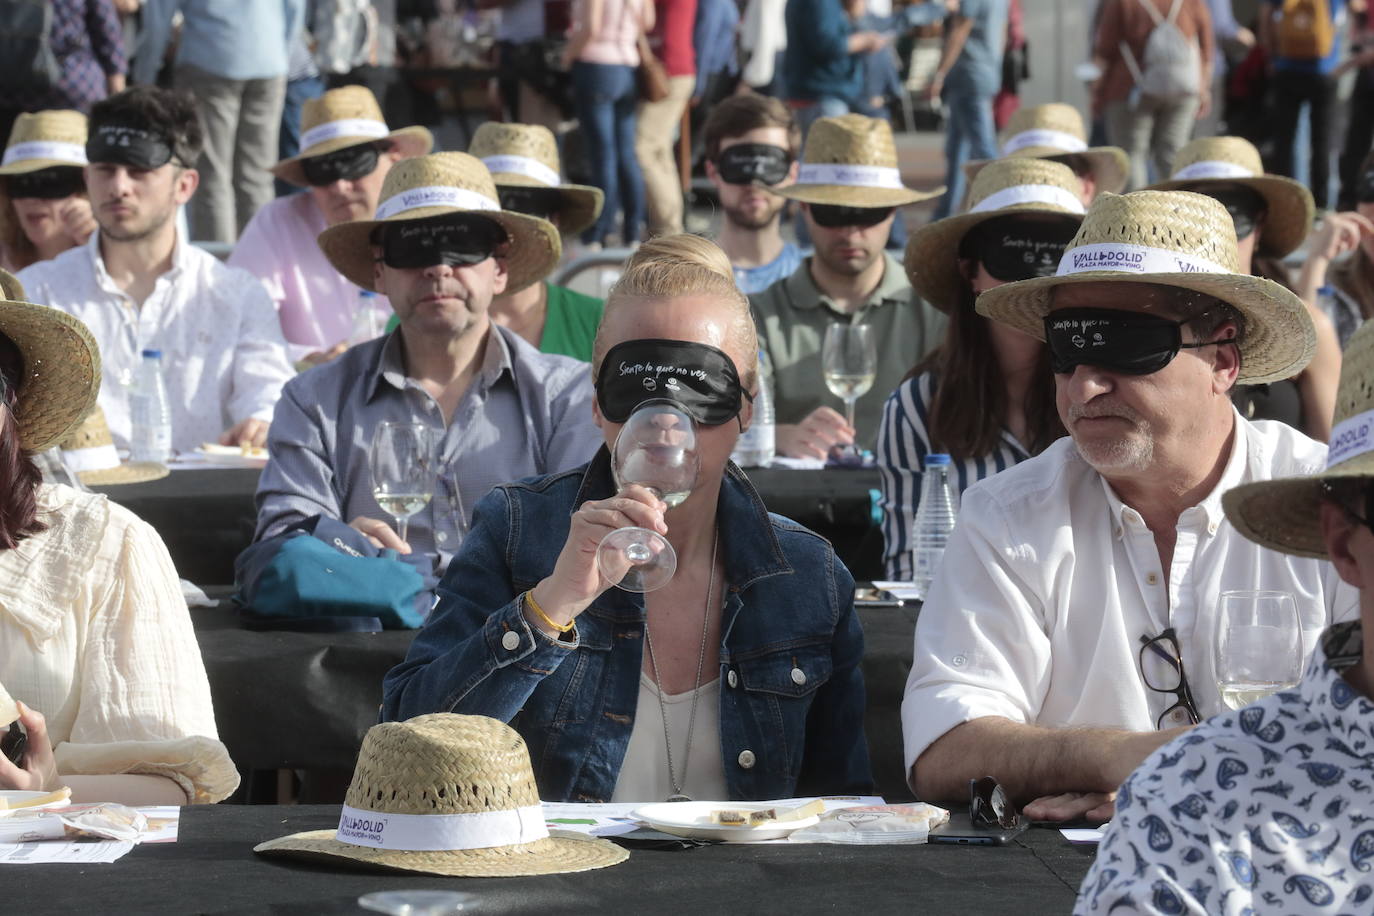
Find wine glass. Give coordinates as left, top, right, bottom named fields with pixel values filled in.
left=596, top=400, right=701, bottom=593
left=822, top=322, right=876, bottom=457
left=1214, top=590, right=1304, bottom=710
left=358, top=890, right=475, bottom=915
left=370, top=421, right=437, bottom=544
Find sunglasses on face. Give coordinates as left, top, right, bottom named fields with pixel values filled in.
left=1043, top=307, right=1224, bottom=376
left=377, top=215, right=508, bottom=271
left=808, top=203, right=895, bottom=229
left=302, top=142, right=385, bottom=187
left=714, top=143, right=792, bottom=187
left=7, top=167, right=86, bottom=200
left=497, top=186, right=564, bottom=220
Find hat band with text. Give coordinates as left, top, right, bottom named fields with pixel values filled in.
left=1327, top=407, right=1374, bottom=469
left=3, top=141, right=87, bottom=167
left=1171, top=160, right=1257, bottom=181
left=481, top=154, right=561, bottom=188
left=336, top=803, right=548, bottom=852
left=797, top=163, right=904, bottom=189
left=1055, top=242, right=1229, bottom=277
left=969, top=184, right=1085, bottom=215
left=60, top=443, right=120, bottom=473
left=375, top=185, right=501, bottom=220
left=301, top=118, right=390, bottom=151
left=1001, top=128, right=1088, bottom=156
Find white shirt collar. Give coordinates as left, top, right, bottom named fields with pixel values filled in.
left=86, top=224, right=192, bottom=297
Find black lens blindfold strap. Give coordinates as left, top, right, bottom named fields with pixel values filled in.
left=716, top=143, right=792, bottom=187
left=86, top=124, right=176, bottom=170
left=974, top=219, right=1078, bottom=282
left=1043, top=308, right=1216, bottom=376
left=380, top=216, right=508, bottom=269
left=7, top=166, right=85, bottom=200
left=597, top=339, right=749, bottom=426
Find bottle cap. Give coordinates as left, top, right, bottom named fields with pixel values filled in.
left=141, top=348, right=163, bottom=359
left=924, top=454, right=951, bottom=467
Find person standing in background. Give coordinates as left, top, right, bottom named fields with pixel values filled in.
left=134, top=0, right=306, bottom=242
left=1336, top=2, right=1374, bottom=211
left=636, top=0, right=697, bottom=237
left=275, top=23, right=326, bottom=197
left=782, top=0, right=887, bottom=132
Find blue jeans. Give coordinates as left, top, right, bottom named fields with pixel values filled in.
left=934, top=85, right=997, bottom=219
left=275, top=74, right=326, bottom=197
left=573, top=62, right=643, bottom=245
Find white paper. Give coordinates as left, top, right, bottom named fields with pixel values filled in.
left=540, top=802, right=642, bottom=838
left=0, top=840, right=135, bottom=864
left=1061, top=826, right=1107, bottom=844
left=136, top=806, right=180, bottom=844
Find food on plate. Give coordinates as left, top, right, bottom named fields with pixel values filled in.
left=710, top=799, right=826, bottom=827
left=199, top=443, right=269, bottom=460
left=0, top=787, right=71, bottom=812
left=710, top=809, right=750, bottom=826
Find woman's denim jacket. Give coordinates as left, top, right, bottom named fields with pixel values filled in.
left=382, top=449, right=874, bottom=802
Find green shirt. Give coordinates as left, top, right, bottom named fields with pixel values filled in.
left=383, top=283, right=603, bottom=363
left=749, top=253, right=946, bottom=448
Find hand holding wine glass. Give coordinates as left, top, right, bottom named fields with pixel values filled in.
left=370, top=421, right=437, bottom=546
left=822, top=322, right=876, bottom=459
left=1215, top=590, right=1303, bottom=710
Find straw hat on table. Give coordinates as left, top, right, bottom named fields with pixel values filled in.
left=1224, top=322, right=1374, bottom=557
left=976, top=190, right=1316, bottom=385
left=777, top=114, right=943, bottom=208
left=272, top=86, right=433, bottom=188
left=58, top=405, right=167, bottom=485
left=0, top=268, right=100, bottom=452
left=964, top=104, right=1129, bottom=196
left=0, top=110, right=88, bottom=175
left=318, top=152, right=562, bottom=294
left=468, top=122, right=603, bottom=238
left=905, top=157, right=1086, bottom=313
left=1145, top=136, right=1315, bottom=259
left=255, top=714, right=628, bottom=877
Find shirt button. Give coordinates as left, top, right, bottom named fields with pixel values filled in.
left=951, top=654, right=967, bottom=667
left=436, top=531, right=448, bottom=543
left=1208, top=522, right=1218, bottom=535
left=791, top=667, right=806, bottom=686
left=501, top=631, right=521, bottom=651
left=727, top=670, right=738, bottom=689
left=1146, top=573, right=1159, bottom=586
left=737, top=750, right=756, bottom=769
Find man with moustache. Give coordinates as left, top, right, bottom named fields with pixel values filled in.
left=18, top=87, right=293, bottom=454
left=701, top=95, right=803, bottom=295
left=901, top=190, right=1358, bottom=824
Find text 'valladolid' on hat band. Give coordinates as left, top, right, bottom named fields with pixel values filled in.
left=335, top=803, right=547, bottom=852
left=1001, top=129, right=1088, bottom=157
left=969, top=184, right=1085, bottom=215
left=3, top=141, right=86, bottom=167
left=796, top=163, right=904, bottom=190
left=374, top=185, right=501, bottom=221
left=1171, top=160, right=1258, bottom=181
left=1055, top=242, right=1230, bottom=278
left=1326, top=409, right=1374, bottom=469
left=300, top=118, right=390, bottom=150
left=480, top=155, right=561, bottom=187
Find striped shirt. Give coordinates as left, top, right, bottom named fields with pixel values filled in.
left=876, top=371, right=1030, bottom=580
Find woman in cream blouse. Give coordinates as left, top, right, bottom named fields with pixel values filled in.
left=0, top=270, right=237, bottom=805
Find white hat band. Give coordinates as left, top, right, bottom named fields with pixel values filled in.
left=1170, top=160, right=1258, bottom=181
left=60, top=443, right=120, bottom=473
left=1001, top=128, right=1088, bottom=156
left=336, top=803, right=547, bottom=852
left=3, top=141, right=87, bottom=167
left=969, top=184, right=1085, bottom=215
left=376, top=185, right=501, bottom=220
left=301, top=118, right=391, bottom=151
left=797, top=163, right=905, bottom=190
left=1328, top=408, right=1374, bottom=469
left=481, top=154, right=561, bottom=188
left=1056, top=242, right=1230, bottom=278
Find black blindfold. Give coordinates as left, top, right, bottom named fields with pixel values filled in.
left=86, top=124, right=178, bottom=170
left=596, top=339, right=750, bottom=426
left=963, top=217, right=1079, bottom=283
left=7, top=166, right=85, bottom=200
left=302, top=142, right=383, bottom=187
left=497, top=186, right=564, bottom=220
left=1043, top=307, right=1224, bottom=376
left=715, top=143, right=792, bottom=187
left=808, top=204, right=895, bottom=229
left=377, top=215, right=508, bottom=270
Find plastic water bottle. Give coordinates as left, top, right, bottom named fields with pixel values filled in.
left=129, top=349, right=172, bottom=462
left=911, top=454, right=957, bottom=599
left=349, top=289, right=385, bottom=346
left=731, top=349, right=775, bottom=467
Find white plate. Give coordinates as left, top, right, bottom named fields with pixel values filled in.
left=0, top=790, right=70, bottom=815
left=632, top=801, right=820, bottom=842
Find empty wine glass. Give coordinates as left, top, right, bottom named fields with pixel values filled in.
left=1215, top=590, right=1304, bottom=710
left=822, top=322, right=876, bottom=457
left=370, top=421, right=437, bottom=543
left=596, top=400, right=701, bottom=593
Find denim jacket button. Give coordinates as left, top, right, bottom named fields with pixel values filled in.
left=791, top=667, right=806, bottom=686
left=727, top=669, right=738, bottom=689
left=737, top=749, right=756, bottom=769
left=501, top=630, right=521, bottom=651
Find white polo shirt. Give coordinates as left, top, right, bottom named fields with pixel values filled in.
left=902, top=412, right=1360, bottom=781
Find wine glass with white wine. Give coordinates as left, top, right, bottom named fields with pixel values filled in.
left=822, top=322, right=876, bottom=458
left=370, top=421, right=437, bottom=544
left=1215, top=590, right=1304, bottom=710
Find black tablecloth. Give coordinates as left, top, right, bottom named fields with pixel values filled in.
left=9, top=805, right=1096, bottom=915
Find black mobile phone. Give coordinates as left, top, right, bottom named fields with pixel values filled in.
left=854, top=586, right=906, bottom=608
left=0, top=720, right=26, bottom=766
left=928, top=812, right=1028, bottom=846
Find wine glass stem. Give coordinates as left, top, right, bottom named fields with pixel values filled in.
left=844, top=398, right=856, bottom=430
left=396, top=516, right=409, bottom=543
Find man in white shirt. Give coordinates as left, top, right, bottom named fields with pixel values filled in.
left=902, top=189, right=1359, bottom=824
left=18, top=86, right=294, bottom=454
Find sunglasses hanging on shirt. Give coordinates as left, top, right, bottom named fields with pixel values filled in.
left=6, top=166, right=86, bottom=200
left=715, top=143, right=792, bottom=187
left=497, top=186, right=564, bottom=221
left=86, top=124, right=178, bottom=170
left=965, top=217, right=1079, bottom=283
left=378, top=215, right=509, bottom=270
left=807, top=203, right=896, bottom=229
left=1043, top=307, right=1230, bottom=376
left=302, top=142, right=384, bottom=187
left=596, top=339, right=750, bottom=426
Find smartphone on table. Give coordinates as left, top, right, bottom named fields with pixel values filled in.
left=928, top=811, right=1029, bottom=846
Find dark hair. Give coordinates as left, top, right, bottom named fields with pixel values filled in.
left=89, top=86, right=205, bottom=167
left=0, top=334, right=46, bottom=549
left=702, top=94, right=800, bottom=162
left=909, top=284, right=1065, bottom=459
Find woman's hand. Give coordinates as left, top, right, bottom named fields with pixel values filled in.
left=1310, top=212, right=1374, bottom=265
left=0, top=702, right=60, bottom=792
left=58, top=197, right=98, bottom=246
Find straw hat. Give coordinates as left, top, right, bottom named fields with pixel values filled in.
left=272, top=86, right=433, bottom=188
left=777, top=114, right=943, bottom=207
left=964, top=104, right=1129, bottom=195
left=57, top=405, right=166, bottom=485
left=905, top=158, right=1085, bottom=313
left=0, top=269, right=100, bottom=452
left=976, top=190, right=1315, bottom=385
left=1224, top=322, right=1374, bottom=557
left=0, top=110, right=88, bottom=176
left=255, top=714, right=628, bottom=877
left=468, top=122, right=603, bottom=239
left=1145, top=136, right=1314, bottom=259
left=318, top=152, right=562, bottom=294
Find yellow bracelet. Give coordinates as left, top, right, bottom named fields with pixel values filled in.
left=525, top=590, right=575, bottom=633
